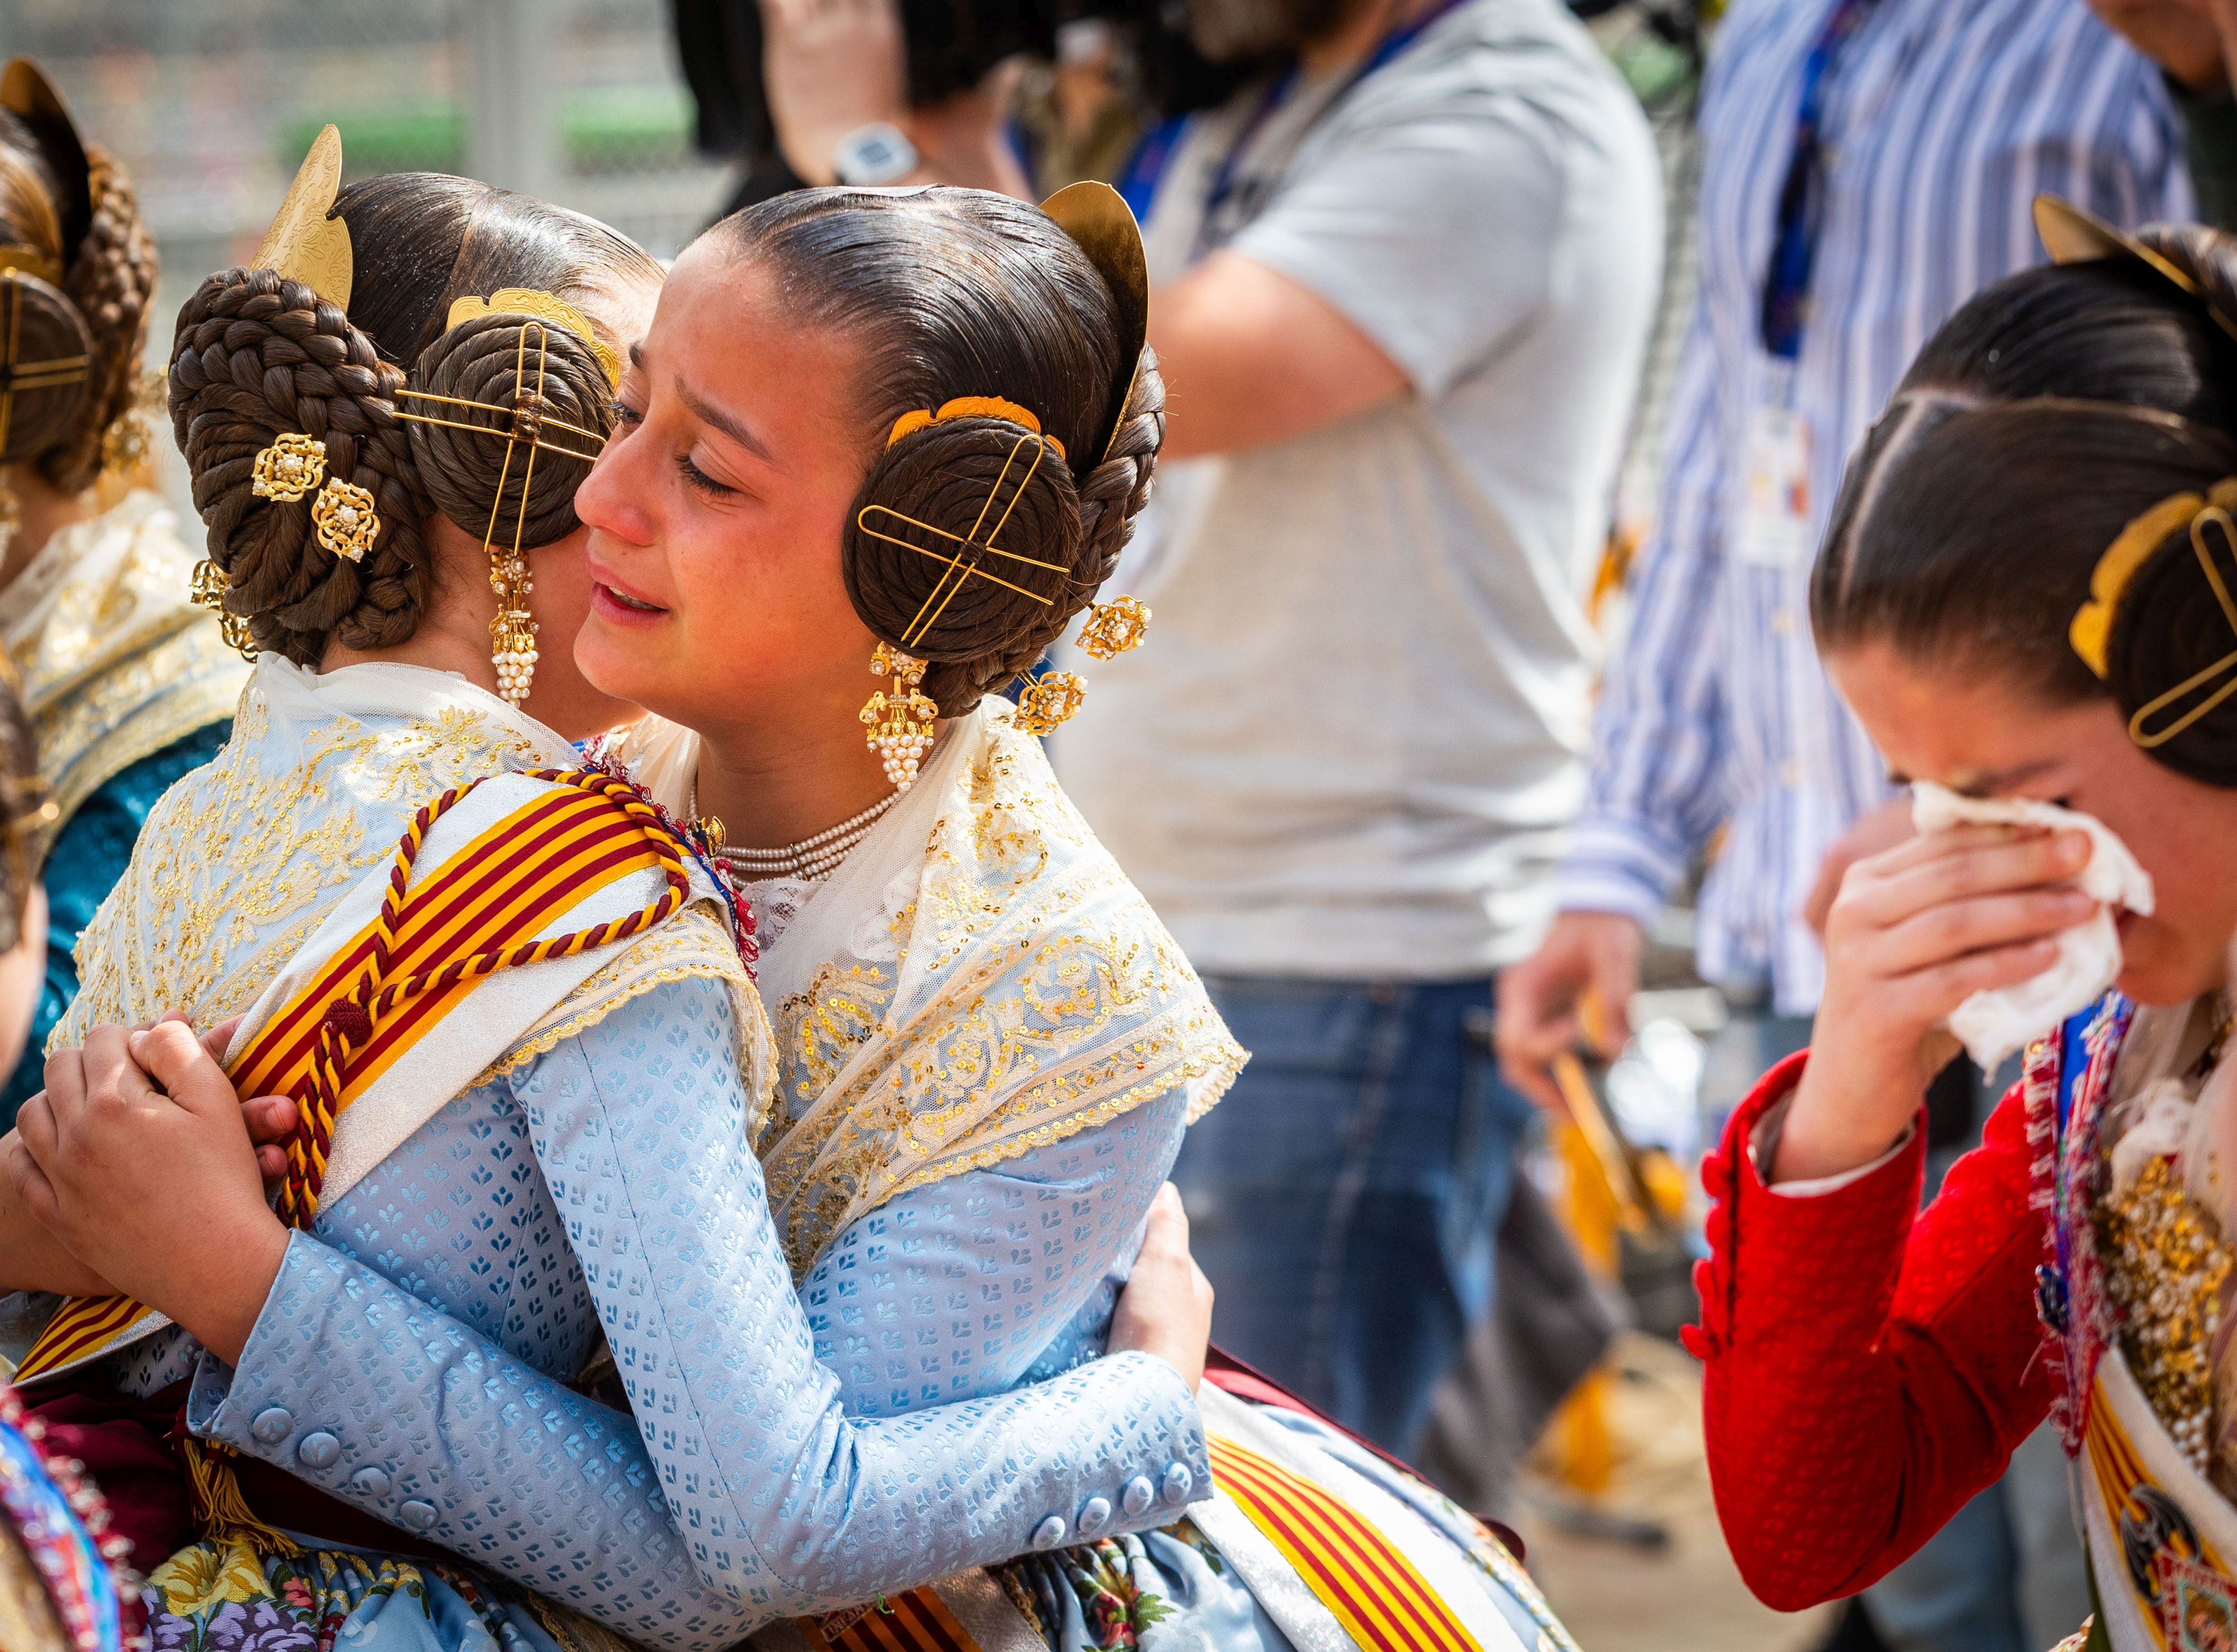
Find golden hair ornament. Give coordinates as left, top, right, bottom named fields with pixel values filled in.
left=0, top=60, right=91, bottom=253
left=189, top=558, right=256, bottom=659
left=860, top=642, right=938, bottom=791
left=1040, top=181, right=1148, bottom=464
left=251, top=431, right=326, bottom=502
left=311, top=476, right=378, bottom=563
left=447, top=289, right=622, bottom=392
left=255, top=125, right=353, bottom=311
left=1076, top=594, right=1149, bottom=660
left=1014, top=670, right=1087, bottom=735
left=886, top=396, right=1064, bottom=458
left=2036, top=195, right=2237, bottom=343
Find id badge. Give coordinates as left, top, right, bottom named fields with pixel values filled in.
left=1736, top=366, right=1815, bottom=570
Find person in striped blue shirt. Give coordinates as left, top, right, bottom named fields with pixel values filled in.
left=1495, top=0, right=2191, bottom=1646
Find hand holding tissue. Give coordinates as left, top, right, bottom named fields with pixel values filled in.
left=1910, top=781, right=2155, bottom=1070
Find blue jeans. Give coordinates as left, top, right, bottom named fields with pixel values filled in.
left=1173, top=975, right=1539, bottom=1457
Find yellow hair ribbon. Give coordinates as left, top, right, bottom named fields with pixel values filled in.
left=887, top=396, right=1064, bottom=460
left=2070, top=480, right=2237, bottom=677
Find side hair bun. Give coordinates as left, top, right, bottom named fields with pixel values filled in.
left=169, top=266, right=430, bottom=664
left=403, top=309, right=616, bottom=552
left=0, top=268, right=89, bottom=464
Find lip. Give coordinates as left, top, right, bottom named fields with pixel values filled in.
left=585, top=555, right=670, bottom=626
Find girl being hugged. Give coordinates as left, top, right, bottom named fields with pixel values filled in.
left=1691, top=205, right=2237, bottom=1650
left=1, top=135, right=1215, bottom=1652
left=0, top=60, right=242, bottom=1128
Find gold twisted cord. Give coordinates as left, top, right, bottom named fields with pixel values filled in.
left=854, top=430, right=1066, bottom=649
left=2131, top=504, right=2237, bottom=748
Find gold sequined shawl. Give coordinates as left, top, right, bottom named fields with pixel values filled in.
left=0, top=491, right=249, bottom=842
left=606, top=700, right=1245, bottom=1280
left=56, top=657, right=770, bottom=1145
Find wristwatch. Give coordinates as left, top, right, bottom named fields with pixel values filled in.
left=832, top=122, right=920, bottom=187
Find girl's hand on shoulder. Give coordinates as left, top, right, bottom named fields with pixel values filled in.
left=11, top=1020, right=289, bottom=1362
left=1777, top=823, right=2095, bottom=1183
left=1110, top=1183, right=1214, bottom=1393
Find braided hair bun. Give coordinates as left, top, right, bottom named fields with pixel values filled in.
left=167, top=267, right=427, bottom=664
left=0, top=72, right=158, bottom=496
left=0, top=270, right=89, bottom=465
left=404, top=307, right=617, bottom=551
left=843, top=358, right=1165, bottom=716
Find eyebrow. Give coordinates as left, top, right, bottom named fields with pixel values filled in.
left=1886, top=759, right=2058, bottom=797
left=627, top=342, right=778, bottom=467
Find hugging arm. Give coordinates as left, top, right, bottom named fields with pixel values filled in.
left=186, top=976, right=1208, bottom=1650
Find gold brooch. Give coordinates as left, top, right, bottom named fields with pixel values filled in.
left=1014, top=670, right=1086, bottom=735
left=189, top=557, right=256, bottom=659
left=860, top=643, right=938, bottom=791
left=251, top=431, right=327, bottom=502
left=311, top=476, right=378, bottom=562
left=1076, top=595, right=1149, bottom=660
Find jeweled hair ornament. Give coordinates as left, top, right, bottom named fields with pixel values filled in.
left=393, top=297, right=615, bottom=706
left=192, top=126, right=357, bottom=657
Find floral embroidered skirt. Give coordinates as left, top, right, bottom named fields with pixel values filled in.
left=143, top=1539, right=625, bottom=1652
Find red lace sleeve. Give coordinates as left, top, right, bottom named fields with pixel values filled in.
left=1683, top=1051, right=2058, bottom=1609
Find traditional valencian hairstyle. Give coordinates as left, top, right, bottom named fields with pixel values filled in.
left=1815, top=200, right=2237, bottom=787
left=0, top=59, right=158, bottom=503
left=719, top=184, right=1161, bottom=743
left=169, top=129, right=661, bottom=684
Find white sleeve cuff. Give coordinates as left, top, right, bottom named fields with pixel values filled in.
left=1750, top=1094, right=1915, bottom=1197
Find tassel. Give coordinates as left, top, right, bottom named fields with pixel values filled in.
left=179, top=1436, right=301, bottom=1558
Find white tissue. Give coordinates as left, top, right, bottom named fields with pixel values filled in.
left=1909, top=781, right=2156, bottom=1071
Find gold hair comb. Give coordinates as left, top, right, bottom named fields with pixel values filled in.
left=256, top=125, right=352, bottom=310
left=447, top=289, right=622, bottom=392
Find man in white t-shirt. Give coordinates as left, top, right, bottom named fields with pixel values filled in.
left=1054, top=0, right=1662, bottom=1452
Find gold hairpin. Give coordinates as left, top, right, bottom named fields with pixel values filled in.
left=0, top=270, right=87, bottom=456
left=394, top=319, right=611, bottom=705
left=2125, top=502, right=2237, bottom=749
left=857, top=429, right=1067, bottom=651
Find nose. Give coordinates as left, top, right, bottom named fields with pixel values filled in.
left=578, top=418, right=654, bottom=547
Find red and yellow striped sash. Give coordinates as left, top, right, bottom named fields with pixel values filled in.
left=15, top=769, right=688, bottom=1385
left=802, top=1589, right=982, bottom=1652
left=1209, top=1433, right=1484, bottom=1652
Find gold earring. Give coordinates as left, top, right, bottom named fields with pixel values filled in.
left=489, top=550, right=537, bottom=707
left=1076, top=595, right=1149, bottom=660
left=189, top=558, right=257, bottom=660
left=251, top=431, right=327, bottom=501
left=860, top=642, right=937, bottom=791
left=311, top=476, right=378, bottom=563
left=1014, top=670, right=1086, bottom=736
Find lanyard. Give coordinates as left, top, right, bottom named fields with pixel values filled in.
left=1192, top=0, right=1469, bottom=253
left=1758, top=0, right=1887, bottom=360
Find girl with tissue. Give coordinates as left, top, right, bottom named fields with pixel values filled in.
left=1692, top=202, right=2237, bottom=1652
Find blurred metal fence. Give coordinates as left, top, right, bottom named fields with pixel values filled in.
left=0, top=0, right=733, bottom=516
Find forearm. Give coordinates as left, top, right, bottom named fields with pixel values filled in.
left=523, top=983, right=1207, bottom=1614
left=188, top=1232, right=757, bottom=1652
left=1685, top=1060, right=2054, bottom=1607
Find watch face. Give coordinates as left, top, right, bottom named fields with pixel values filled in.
left=838, top=122, right=917, bottom=185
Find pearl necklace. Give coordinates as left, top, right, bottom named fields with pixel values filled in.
left=693, top=781, right=899, bottom=885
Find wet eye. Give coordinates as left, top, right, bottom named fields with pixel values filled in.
left=610, top=399, right=644, bottom=428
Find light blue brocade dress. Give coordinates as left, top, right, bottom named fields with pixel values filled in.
left=135, top=974, right=1207, bottom=1652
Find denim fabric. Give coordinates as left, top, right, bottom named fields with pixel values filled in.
left=1170, top=975, right=1538, bottom=1455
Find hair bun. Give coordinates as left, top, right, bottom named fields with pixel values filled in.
left=0, top=269, right=90, bottom=465
left=404, top=309, right=615, bottom=550
left=843, top=414, right=1084, bottom=716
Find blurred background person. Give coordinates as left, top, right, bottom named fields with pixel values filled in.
left=1064, top=0, right=1657, bottom=1459
left=0, top=60, right=243, bottom=1132
left=1496, top=0, right=2191, bottom=1646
